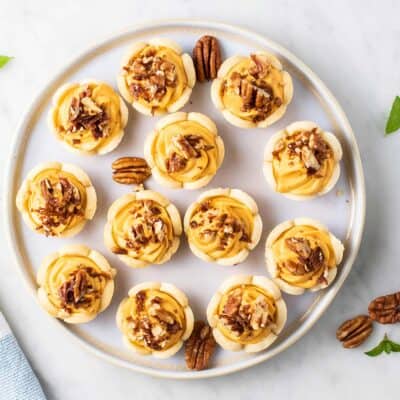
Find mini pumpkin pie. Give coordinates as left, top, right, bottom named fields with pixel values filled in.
left=116, top=282, right=194, bottom=358
left=184, top=188, right=262, bottom=266
left=207, top=275, right=287, bottom=352
left=263, top=121, right=343, bottom=200
left=16, top=162, right=97, bottom=237
left=104, top=190, right=181, bottom=268
left=265, top=218, right=344, bottom=295
left=37, top=244, right=116, bottom=323
left=117, top=38, right=196, bottom=116
left=144, top=112, right=225, bottom=189
left=211, top=52, right=293, bottom=128
left=48, top=80, right=128, bottom=155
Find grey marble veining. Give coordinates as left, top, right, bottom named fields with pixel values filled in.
left=1, top=0, right=400, bottom=399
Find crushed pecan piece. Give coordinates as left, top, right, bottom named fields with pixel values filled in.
left=112, top=157, right=151, bottom=185
left=336, top=315, right=373, bottom=348
left=67, top=87, right=109, bottom=139
left=368, top=292, right=400, bottom=324
left=185, top=321, right=217, bottom=370
left=165, top=152, right=187, bottom=173
left=58, top=266, right=110, bottom=311
left=192, top=35, right=222, bottom=82
left=284, top=128, right=332, bottom=175
left=124, top=49, right=177, bottom=103
left=35, top=177, right=83, bottom=236
left=285, top=236, right=325, bottom=274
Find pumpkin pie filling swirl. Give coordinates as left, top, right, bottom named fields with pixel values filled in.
left=16, top=162, right=96, bottom=237
left=207, top=275, right=287, bottom=352
left=185, top=189, right=262, bottom=265
left=117, top=39, right=195, bottom=115
left=116, top=282, right=194, bottom=358
left=49, top=80, right=128, bottom=155
left=104, top=191, right=181, bottom=268
left=265, top=219, right=344, bottom=295
left=263, top=121, right=343, bottom=199
left=145, top=112, right=225, bottom=189
left=37, top=245, right=115, bottom=323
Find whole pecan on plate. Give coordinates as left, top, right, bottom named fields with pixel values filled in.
left=368, top=291, right=400, bottom=324
left=185, top=321, right=217, bottom=370
left=112, top=157, right=151, bottom=185
left=336, top=315, right=373, bottom=348
left=192, top=35, right=222, bottom=82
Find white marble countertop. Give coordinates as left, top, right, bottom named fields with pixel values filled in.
left=1, top=0, right=400, bottom=399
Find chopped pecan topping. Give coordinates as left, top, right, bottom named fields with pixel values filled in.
left=67, top=86, right=109, bottom=139
left=218, top=288, right=271, bottom=336
left=58, top=266, right=110, bottom=311
left=165, top=134, right=215, bottom=174
left=284, top=237, right=325, bottom=275
left=185, top=321, right=217, bottom=370
left=226, top=54, right=282, bottom=122
left=165, top=152, right=187, bottom=173
left=190, top=205, right=250, bottom=250
left=128, top=293, right=182, bottom=351
left=34, top=177, right=83, bottom=236
left=192, top=35, right=222, bottom=82
left=122, top=200, right=169, bottom=252
left=124, top=47, right=177, bottom=103
left=280, top=128, right=332, bottom=175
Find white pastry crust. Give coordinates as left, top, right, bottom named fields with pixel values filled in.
left=116, top=282, right=194, bottom=358
left=16, top=162, right=97, bottom=237
left=263, top=121, right=343, bottom=200
left=48, top=80, right=128, bottom=155
left=184, top=188, right=262, bottom=265
left=37, top=244, right=116, bottom=323
left=104, top=190, right=181, bottom=268
left=211, top=52, right=293, bottom=128
left=117, top=38, right=195, bottom=116
left=265, top=218, right=344, bottom=295
left=207, top=275, right=287, bottom=352
left=144, top=112, right=225, bottom=189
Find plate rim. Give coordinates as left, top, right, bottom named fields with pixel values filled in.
left=4, top=18, right=366, bottom=379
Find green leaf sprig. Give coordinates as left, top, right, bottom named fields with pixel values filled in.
left=0, top=55, right=13, bottom=69
left=386, top=96, right=400, bottom=135
left=365, top=333, right=400, bottom=357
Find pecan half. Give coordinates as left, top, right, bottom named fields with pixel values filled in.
left=192, top=35, right=222, bottom=82
left=336, top=315, right=373, bottom=348
left=185, top=321, right=217, bottom=370
left=368, top=291, right=400, bottom=324
left=112, top=157, right=151, bottom=185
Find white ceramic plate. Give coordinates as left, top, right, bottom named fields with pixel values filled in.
left=5, top=20, right=365, bottom=379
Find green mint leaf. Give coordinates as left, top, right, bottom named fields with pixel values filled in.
left=365, top=341, right=385, bottom=357
left=386, top=96, right=400, bottom=135
left=365, top=333, right=400, bottom=357
left=386, top=339, right=400, bottom=352
left=384, top=341, right=392, bottom=354
left=0, top=55, right=12, bottom=69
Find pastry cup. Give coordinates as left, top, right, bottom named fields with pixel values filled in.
left=144, top=111, right=225, bottom=189
left=37, top=244, right=116, bottom=324
left=116, top=282, right=194, bottom=358
left=207, top=274, right=287, bottom=352
left=211, top=52, right=293, bottom=129
left=263, top=121, right=343, bottom=200
left=265, top=218, right=344, bottom=295
left=16, top=161, right=97, bottom=237
left=48, top=79, right=128, bottom=155
left=117, top=38, right=196, bottom=116
left=184, top=188, right=263, bottom=266
left=104, top=190, right=182, bottom=268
